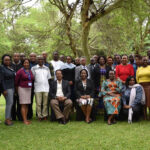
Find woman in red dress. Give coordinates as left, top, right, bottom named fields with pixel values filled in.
left=116, top=55, right=134, bottom=84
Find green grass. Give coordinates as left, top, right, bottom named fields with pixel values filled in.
left=0, top=96, right=150, bottom=150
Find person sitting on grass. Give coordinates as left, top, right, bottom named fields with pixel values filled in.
left=101, top=70, right=123, bottom=125
left=75, top=69, right=94, bottom=124
left=50, top=70, right=73, bottom=125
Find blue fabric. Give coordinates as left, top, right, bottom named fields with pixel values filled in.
left=122, top=86, right=142, bottom=107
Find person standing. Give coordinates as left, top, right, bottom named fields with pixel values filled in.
left=11, top=53, right=22, bottom=121
left=136, top=56, right=150, bottom=120
left=31, top=56, right=51, bottom=121
left=15, top=58, right=34, bottom=125
left=1, top=54, right=15, bottom=126
left=116, top=55, right=134, bottom=84
left=75, top=57, right=91, bottom=81
left=50, top=51, right=64, bottom=80
left=50, top=70, right=72, bottom=124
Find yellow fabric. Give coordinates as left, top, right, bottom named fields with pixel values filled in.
left=136, top=66, right=150, bottom=83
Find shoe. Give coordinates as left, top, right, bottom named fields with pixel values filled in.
left=38, top=118, right=42, bottom=122
left=58, top=118, right=66, bottom=125
left=5, top=120, right=13, bottom=126
left=43, top=117, right=48, bottom=121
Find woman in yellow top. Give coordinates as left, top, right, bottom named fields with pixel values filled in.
left=136, top=56, right=150, bottom=120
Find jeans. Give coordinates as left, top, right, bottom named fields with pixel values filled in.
left=5, top=89, right=14, bottom=119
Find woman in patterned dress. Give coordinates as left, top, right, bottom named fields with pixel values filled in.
left=101, top=70, right=123, bottom=125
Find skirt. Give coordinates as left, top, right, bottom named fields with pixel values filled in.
left=140, top=82, right=150, bottom=107
left=18, top=87, right=31, bottom=104
left=77, top=98, right=94, bottom=106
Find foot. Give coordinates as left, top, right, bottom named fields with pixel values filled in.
left=58, top=118, right=66, bottom=125
left=23, top=121, right=30, bottom=125
left=107, top=120, right=112, bottom=125
left=43, top=117, right=48, bottom=121
left=38, top=118, right=42, bottom=122
left=112, top=119, right=117, bottom=124
left=5, top=120, right=13, bottom=126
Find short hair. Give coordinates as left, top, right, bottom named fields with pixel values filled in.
left=1, top=54, right=12, bottom=65
left=22, top=58, right=30, bottom=65
left=55, top=69, right=62, bottom=74
left=122, top=54, right=128, bottom=58
left=135, top=54, right=142, bottom=60
left=107, top=56, right=114, bottom=61
left=80, top=69, right=88, bottom=77
left=125, top=76, right=136, bottom=87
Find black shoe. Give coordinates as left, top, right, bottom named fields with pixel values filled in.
left=58, top=118, right=66, bottom=125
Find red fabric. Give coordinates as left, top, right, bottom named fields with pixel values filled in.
left=115, top=64, right=134, bottom=82
left=15, top=68, right=34, bottom=88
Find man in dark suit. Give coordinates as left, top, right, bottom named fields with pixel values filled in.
left=0, top=65, right=5, bottom=96
left=50, top=70, right=72, bottom=124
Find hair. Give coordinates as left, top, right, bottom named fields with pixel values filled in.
left=80, top=69, right=88, bottom=78
left=125, top=76, right=136, bottom=87
left=66, top=56, right=72, bottom=59
left=22, top=58, right=30, bottom=65
left=135, top=54, right=142, bottom=60
left=122, top=54, right=128, bottom=58
left=107, top=56, right=114, bottom=61
left=1, top=54, right=12, bottom=65
left=55, top=69, right=62, bottom=74
left=98, top=56, right=107, bottom=64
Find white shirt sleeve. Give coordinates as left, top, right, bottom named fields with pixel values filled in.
left=47, top=68, right=51, bottom=79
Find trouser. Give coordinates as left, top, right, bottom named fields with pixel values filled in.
left=11, top=93, right=22, bottom=121
left=27, top=88, right=34, bottom=119
left=5, top=89, right=14, bottom=120
left=35, top=92, right=48, bottom=118
left=123, top=105, right=142, bottom=121
left=50, top=99, right=72, bottom=119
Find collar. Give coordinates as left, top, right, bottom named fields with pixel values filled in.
left=57, top=80, right=62, bottom=84
left=37, top=64, right=46, bottom=68
left=12, top=61, right=21, bottom=65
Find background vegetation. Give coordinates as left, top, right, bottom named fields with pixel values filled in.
left=0, top=0, right=150, bottom=60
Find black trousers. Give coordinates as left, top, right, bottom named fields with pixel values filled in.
left=122, top=104, right=142, bottom=121
left=11, top=94, right=22, bottom=121
left=27, top=88, right=34, bottom=119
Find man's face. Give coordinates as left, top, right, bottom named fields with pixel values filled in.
left=38, top=57, right=44, bottom=66
left=30, top=53, right=36, bottom=62
left=80, top=58, right=86, bottom=65
left=56, top=71, right=63, bottom=80
left=42, top=52, right=47, bottom=60
left=13, top=53, right=20, bottom=63
left=53, top=52, right=59, bottom=60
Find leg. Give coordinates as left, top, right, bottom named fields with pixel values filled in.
left=63, top=99, right=73, bottom=120
left=86, top=105, right=92, bottom=123
left=5, top=89, right=14, bottom=125
left=107, top=114, right=114, bottom=125
left=21, top=104, right=29, bottom=124
left=35, top=92, right=42, bottom=119
left=81, top=105, right=87, bottom=116
left=42, top=92, right=48, bottom=118
left=50, top=99, right=64, bottom=119
left=16, top=95, right=22, bottom=121
left=132, top=105, right=142, bottom=121
left=11, top=94, right=16, bottom=120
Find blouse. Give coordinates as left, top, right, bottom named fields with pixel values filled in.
left=116, top=64, right=134, bottom=82
left=136, top=66, right=150, bottom=83
left=15, top=68, right=34, bottom=88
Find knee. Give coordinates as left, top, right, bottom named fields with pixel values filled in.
left=66, top=100, right=73, bottom=106
left=50, top=100, right=57, bottom=106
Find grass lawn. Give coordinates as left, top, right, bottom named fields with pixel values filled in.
left=0, top=96, right=150, bottom=150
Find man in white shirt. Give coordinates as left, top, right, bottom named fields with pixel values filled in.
left=31, top=56, right=51, bottom=121
left=50, top=51, right=64, bottom=80
left=50, top=70, right=72, bottom=124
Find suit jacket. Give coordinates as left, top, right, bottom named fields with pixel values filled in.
left=50, top=80, right=71, bottom=99
left=0, top=66, right=5, bottom=96
left=75, top=79, right=94, bottom=99
left=93, top=64, right=111, bottom=90
left=75, top=65, right=91, bottom=81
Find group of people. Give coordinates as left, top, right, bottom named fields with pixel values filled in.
left=0, top=50, right=150, bottom=126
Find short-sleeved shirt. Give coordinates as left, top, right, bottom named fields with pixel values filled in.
left=31, top=64, right=51, bottom=92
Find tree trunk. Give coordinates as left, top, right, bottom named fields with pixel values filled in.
left=66, top=18, right=77, bottom=57
left=81, top=23, right=91, bottom=63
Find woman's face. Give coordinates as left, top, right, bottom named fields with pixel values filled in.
left=122, top=56, right=128, bottom=65
left=129, top=78, right=135, bottom=86
left=23, top=60, right=30, bottom=69
left=142, top=57, right=148, bottom=67
left=3, top=56, right=11, bottom=66
left=99, top=57, right=105, bottom=65
left=109, top=71, right=115, bottom=80
left=81, top=70, right=87, bottom=79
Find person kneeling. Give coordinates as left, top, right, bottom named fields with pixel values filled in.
left=50, top=70, right=72, bottom=125
left=122, top=76, right=145, bottom=123
left=75, top=69, right=94, bottom=124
